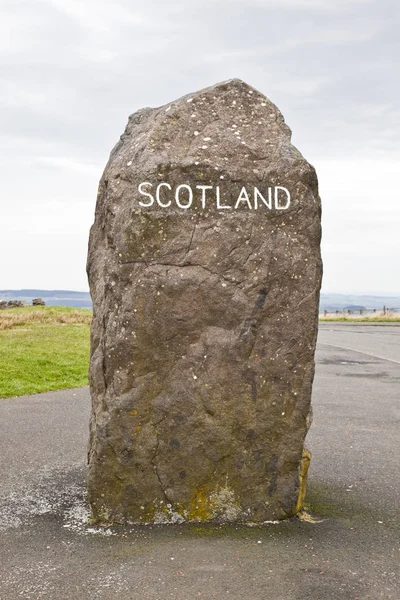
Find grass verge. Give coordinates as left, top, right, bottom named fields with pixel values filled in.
left=319, top=312, right=400, bottom=323
left=2, top=304, right=397, bottom=399
left=0, top=306, right=91, bottom=398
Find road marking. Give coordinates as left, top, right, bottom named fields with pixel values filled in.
left=317, top=342, right=400, bottom=366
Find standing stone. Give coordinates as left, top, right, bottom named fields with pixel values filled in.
left=87, top=79, right=322, bottom=524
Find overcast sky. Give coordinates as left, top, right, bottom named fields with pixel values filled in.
left=1, top=0, right=399, bottom=294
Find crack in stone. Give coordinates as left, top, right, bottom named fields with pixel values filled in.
left=179, top=262, right=234, bottom=284
left=216, top=453, right=232, bottom=464
left=185, top=219, right=198, bottom=256
left=122, top=259, right=237, bottom=285
left=152, top=415, right=167, bottom=427
left=119, top=259, right=149, bottom=266
left=150, top=425, right=171, bottom=504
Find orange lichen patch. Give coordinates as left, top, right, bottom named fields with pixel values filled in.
left=187, top=488, right=214, bottom=521
left=129, top=410, right=138, bottom=416
left=185, top=483, right=242, bottom=522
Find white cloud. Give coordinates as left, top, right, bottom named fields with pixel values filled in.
left=34, top=156, right=102, bottom=176
left=41, top=0, right=148, bottom=31
left=203, top=26, right=378, bottom=64
left=0, top=0, right=398, bottom=292
left=213, top=0, right=374, bottom=11
left=316, top=159, right=400, bottom=293
left=0, top=81, right=51, bottom=111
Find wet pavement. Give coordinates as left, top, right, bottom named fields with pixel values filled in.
left=1, top=323, right=399, bottom=599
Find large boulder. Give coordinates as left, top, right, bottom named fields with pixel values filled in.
left=87, top=79, right=322, bottom=524
left=0, top=300, right=26, bottom=309
left=32, top=298, right=45, bottom=306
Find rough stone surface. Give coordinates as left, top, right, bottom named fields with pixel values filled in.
left=87, top=79, right=322, bottom=524
left=0, top=300, right=26, bottom=309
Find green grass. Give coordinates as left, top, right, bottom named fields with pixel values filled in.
left=319, top=312, right=400, bottom=323
left=0, top=306, right=91, bottom=398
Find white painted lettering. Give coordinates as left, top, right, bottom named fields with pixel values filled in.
left=175, top=184, right=193, bottom=209
left=136, top=181, right=291, bottom=212
left=216, top=186, right=232, bottom=209
left=156, top=182, right=172, bottom=207
left=196, top=185, right=213, bottom=209
left=138, top=181, right=154, bottom=207
left=254, top=187, right=272, bottom=209
left=234, top=186, right=252, bottom=209
left=274, top=186, right=291, bottom=210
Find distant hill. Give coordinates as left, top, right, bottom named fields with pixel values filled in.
left=1, top=290, right=399, bottom=313
left=320, top=293, right=400, bottom=313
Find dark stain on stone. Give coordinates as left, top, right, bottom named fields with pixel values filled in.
left=121, top=449, right=133, bottom=463
left=246, top=371, right=257, bottom=401
left=125, top=484, right=139, bottom=500
left=252, top=447, right=264, bottom=463
left=169, top=438, right=180, bottom=450
left=268, top=473, right=278, bottom=496
left=179, top=470, right=186, bottom=479
left=267, top=456, right=279, bottom=495
left=265, top=453, right=278, bottom=476
left=239, top=317, right=257, bottom=341
left=235, top=455, right=245, bottom=470
left=173, top=414, right=186, bottom=426
left=256, top=288, right=268, bottom=309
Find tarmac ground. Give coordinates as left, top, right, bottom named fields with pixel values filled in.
left=0, top=323, right=399, bottom=599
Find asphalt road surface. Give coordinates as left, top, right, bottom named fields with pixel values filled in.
left=0, top=323, right=399, bottom=600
